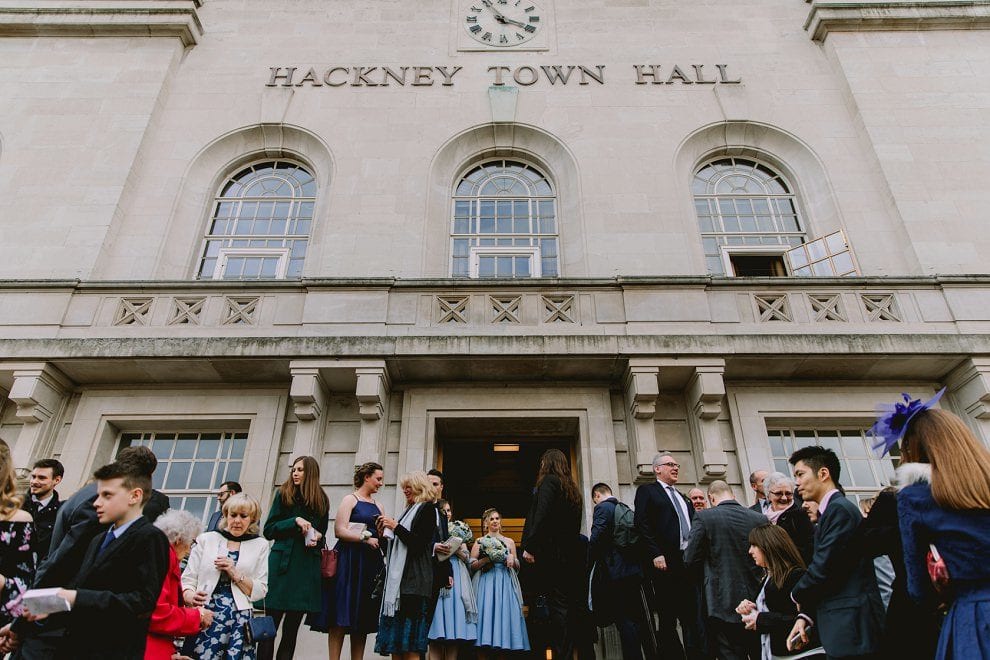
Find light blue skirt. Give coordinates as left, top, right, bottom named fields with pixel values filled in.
left=474, top=563, right=530, bottom=651
left=429, top=557, right=478, bottom=642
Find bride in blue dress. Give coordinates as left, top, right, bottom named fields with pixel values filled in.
left=470, top=508, right=530, bottom=657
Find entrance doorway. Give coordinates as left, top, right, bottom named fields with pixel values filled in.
left=436, top=416, right=579, bottom=545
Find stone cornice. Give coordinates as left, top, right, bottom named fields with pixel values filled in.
left=0, top=0, right=204, bottom=47
left=804, top=0, right=990, bottom=41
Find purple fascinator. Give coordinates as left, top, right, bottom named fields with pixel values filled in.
left=868, top=387, right=946, bottom=457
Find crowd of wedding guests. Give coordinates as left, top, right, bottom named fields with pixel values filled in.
left=0, top=391, right=985, bottom=660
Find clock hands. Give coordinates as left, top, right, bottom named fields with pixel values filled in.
left=480, top=0, right=526, bottom=28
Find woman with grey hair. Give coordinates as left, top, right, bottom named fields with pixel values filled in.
left=763, top=472, right=814, bottom=564
left=146, top=509, right=214, bottom=659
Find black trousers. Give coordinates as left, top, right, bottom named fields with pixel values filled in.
left=256, top=609, right=305, bottom=660
left=646, top=568, right=704, bottom=660
left=707, top=619, right=760, bottom=660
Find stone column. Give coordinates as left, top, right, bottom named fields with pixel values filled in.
left=623, top=360, right=660, bottom=480
left=354, top=366, right=391, bottom=467
left=288, top=365, right=329, bottom=460
left=945, top=358, right=990, bottom=444
left=6, top=363, right=72, bottom=471
left=686, top=363, right=729, bottom=481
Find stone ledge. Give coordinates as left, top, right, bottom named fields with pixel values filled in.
left=0, top=0, right=203, bottom=47
left=805, top=0, right=990, bottom=41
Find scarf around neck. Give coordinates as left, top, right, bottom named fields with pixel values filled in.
left=382, top=501, right=425, bottom=618
left=217, top=528, right=260, bottom=542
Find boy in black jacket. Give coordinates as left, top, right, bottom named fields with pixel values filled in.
left=25, top=449, right=169, bottom=660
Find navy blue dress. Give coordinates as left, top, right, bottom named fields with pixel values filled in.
left=307, top=499, right=384, bottom=634
left=898, top=471, right=990, bottom=660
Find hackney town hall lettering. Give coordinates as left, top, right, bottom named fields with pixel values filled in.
left=265, top=64, right=742, bottom=88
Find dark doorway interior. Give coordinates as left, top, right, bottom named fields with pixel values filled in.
left=437, top=416, right=578, bottom=543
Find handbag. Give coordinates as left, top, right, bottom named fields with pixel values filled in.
left=368, top=564, right=386, bottom=612
left=243, top=613, right=276, bottom=645
left=927, top=543, right=950, bottom=592
left=321, top=546, right=339, bottom=579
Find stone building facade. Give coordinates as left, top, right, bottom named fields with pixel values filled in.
left=1, top=0, right=990, bottom=539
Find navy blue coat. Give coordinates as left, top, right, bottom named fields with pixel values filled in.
left=791, top=492, right=883, bottom=658
left=589, top=497, right=641, bottom=582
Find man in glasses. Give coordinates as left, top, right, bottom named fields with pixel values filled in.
left=633, top=453, right=704, bottom=660
left=206, top=481, right=242, bottom=532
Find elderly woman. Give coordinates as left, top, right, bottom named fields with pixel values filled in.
left=183, top=493, right=270, bottom=660
left=146, top=509, right=212, bottom=659
left=762, top=472, right=814, bottom=564
left=374, top=471, right=440, bottom=659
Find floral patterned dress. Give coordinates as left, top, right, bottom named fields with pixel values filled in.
left=0, top=521, right=35, bottom=626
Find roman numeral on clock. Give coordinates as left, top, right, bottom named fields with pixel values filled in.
left=470, top=24, right=482, bottom=33
left=524, top=24, right=536, bottom=32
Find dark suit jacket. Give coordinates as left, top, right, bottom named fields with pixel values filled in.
left=431, top=503, right=453, bottom=596
left=684, top=500, right=766, bottom=622
left=63, top=516, right=170, bottom=660
left=748, top=501, right=765, bottom=514
left=776, top=504, right=815, bottom=565
left=633, top=480, right=694, bottom=572
left=205, top=509, right=222, bottom=533
left=142, top=490, right=170, bottom=523
left=754, top=569, right=821, bottom=657
left=791, top=493, right=883, bottom=657
left=522, top=474, right=582, bottom=565
left=21, top=489, right=62, bottom=562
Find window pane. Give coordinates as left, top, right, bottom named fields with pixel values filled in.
left=479, top=257, right=495, bottom=277
left=151, top=437, right=175, bottom=460
left=190, top=461, right=215, bottom=489
left=225, top=462, right=242, bottom=483
left=165, top=462, right=192, bottom=489
left=516, top=256, right=530, bottom=277
left=183, top=497, right=209, bottom=523
left=173, top=438, right=197, bottom=459
left=260, top=258, right=278, bottom=278
left=496, top=256, right=512, bottom=276
left=832, top=252, right=855, bottom=274
left=198, top=438, right=220, bottom=459
left=848, top=460, right=878, bottom=487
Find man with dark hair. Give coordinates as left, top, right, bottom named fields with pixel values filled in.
left=787, top=446, right=883, bottom=660
left=205, top=480, right=242, bottom=532
left=22, top=459, right=65, bottom=562
left=0, top=446, right=162, bottom=658
left=42, top=450, right=171, bottom=658
left=684, top=480, right=766, bottom=660
left=589, top=482, right=650, bottom=659
left=748, top=470, right=769, bottom=514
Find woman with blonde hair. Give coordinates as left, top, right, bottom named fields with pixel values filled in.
left=182, top=493, right=270, bottom=659
left=259, top=455, right=329, bottom=660
left=471, top=507, right=528, bottom=657
left=870, top=390, right=990, bottom=660
left=0, top=439, right=33, bottom=627
left=374, top=471, right=440, bottom=659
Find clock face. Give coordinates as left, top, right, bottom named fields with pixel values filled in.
left=464, top=0, right=543, bottom=47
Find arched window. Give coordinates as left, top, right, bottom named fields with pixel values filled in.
left=451, top=160, right=558, bottom=278
left=693, top=157, right=805, bottom=276
left=197, top=161, right=315, bottom=280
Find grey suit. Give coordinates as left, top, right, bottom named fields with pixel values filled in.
left=792, top=493, right=883, bottom=659
left=685, top=500, right=766, bottom=660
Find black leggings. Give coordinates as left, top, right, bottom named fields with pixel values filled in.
left=257, top=609, right=305, bottom=660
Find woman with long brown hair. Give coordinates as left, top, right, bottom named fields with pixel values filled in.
left=520, top=448, right=582, bottom=659
left=871, top=395, right=990, bottom=660
left=259, top=455, right=329, bottom=660
left=737, top=524, right=823, bottom=660
left=0, top=439, right=34, bottom=628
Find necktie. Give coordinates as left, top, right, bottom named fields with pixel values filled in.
left=97, top=530, right=116, bottom=555
left=667, top=485, right=690, bottom=546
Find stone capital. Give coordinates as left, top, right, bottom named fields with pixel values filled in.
left=623, top=362, right=660, bottom=420
left=687, top=365, right=726, bottom=421
left=946, top=357, right=990, bottom=420
left=7, top=363, right=72, bottom=423
left=356, top=367, right=391, bottom=421
left=288, top=367, right=328, bottom=421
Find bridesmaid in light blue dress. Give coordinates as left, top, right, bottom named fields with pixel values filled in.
left=470, top=508, right=530, bottom=657
left=428, top=502, right=477, bottom=657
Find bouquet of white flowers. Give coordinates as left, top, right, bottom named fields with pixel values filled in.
left=449, top=520, right=473, bottom=544
left=477, top=535, right=508, bottom=564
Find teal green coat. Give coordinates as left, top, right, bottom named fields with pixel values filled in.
left=260, top=490, right=329, bottom=612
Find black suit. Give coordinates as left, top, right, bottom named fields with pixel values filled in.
left=429, top=503, right=453, bottom=611
left=61, top=516, right=170, bottom=660
left=776, top=505, right=815, bottom=565
left=634, top=480, right=702, bottom=660
left=791, top=493, right=883, bottom=659
left=684, top=500, right=766, bottom=660
left=20, top=490, right=62, bottom=562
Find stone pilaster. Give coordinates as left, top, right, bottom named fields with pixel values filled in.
left=686, top=364, right=729, bottom=480
left=288, top=365, right=329, bottom=460
left=623, top=360, right=660, bottom=479
left=945, top=357, right=990, bottom=444
left=354, top=366, right=391, bottom=467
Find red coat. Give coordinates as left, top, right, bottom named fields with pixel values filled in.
left=145, top=546, right=202, bottom=660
